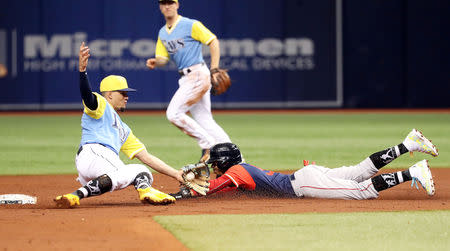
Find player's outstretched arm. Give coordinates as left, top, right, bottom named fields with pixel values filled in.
left=78, top=42, right=97, bottom=110
left=170, top=175, right=237, bottom=199
left=135, top=150, right=184, bottom=182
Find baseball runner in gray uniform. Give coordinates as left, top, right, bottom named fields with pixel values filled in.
left=171, top=129, right=438, bottom=200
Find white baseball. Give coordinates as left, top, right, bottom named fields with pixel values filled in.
left=185, top=172, right=195, bottom=181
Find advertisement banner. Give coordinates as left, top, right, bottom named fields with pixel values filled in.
left=0, top=0, right=341, bottom=110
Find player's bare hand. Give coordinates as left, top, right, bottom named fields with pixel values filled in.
left=146, top=58, right=157, bottom=70
left=79, top=42, right=90, bottom=72
left=175, top=170, right=184, bottom=183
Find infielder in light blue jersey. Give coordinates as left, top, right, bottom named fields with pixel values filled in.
left=54, top=42, right=184, bottom=208
left=147, top=0, right=232, bottom=162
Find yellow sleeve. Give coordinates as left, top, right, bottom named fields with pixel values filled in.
left=191, top=21, right=217, bottom=45
left=121, top=131, right=146, bottom=159
left=83, top=92, right=106, bottom=119
left=155, top=37, right=169, bottom=60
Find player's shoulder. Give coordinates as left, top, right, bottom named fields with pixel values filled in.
left=180, top=16, right=198, bottom=24
left=92, top=92, right=104, bottom=99
left=226, top=164, right=247, bottom=174
left=180, top=16, right=204, bottom=30
left=93, top=92, right=108, bottom=105
left=240, top=163, right=257, bottom=169
left=158, top=25, right=166, bottom=35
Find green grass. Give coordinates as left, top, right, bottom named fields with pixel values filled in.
left=155, top=211, right=450, bottom=251
left=0, top=112, right=449, bottom=175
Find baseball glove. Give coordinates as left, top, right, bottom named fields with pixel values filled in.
left=210, top=68, right=231, bottom=96
left=181, top=162, right=210, bottom=195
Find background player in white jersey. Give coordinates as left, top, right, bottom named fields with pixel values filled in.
left=54, top=42, right=184, bottom=208
left=146, top=0, right=231, bottom=161
left=171, top=129, right=438, bottom=200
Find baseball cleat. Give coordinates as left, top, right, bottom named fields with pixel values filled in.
left=402, top=129, right=439, bottom=157
left=137, top=187, right=175, bottom=205
left=54, top=194, right=80, bottom=208
left=409, top=159, right=435, bottom=196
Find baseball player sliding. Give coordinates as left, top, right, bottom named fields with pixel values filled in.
left=54, top=42, right=184, bottom=208
left=146, top=0, right=231, bottom=161
left=171, top=129, right=438, bottom=200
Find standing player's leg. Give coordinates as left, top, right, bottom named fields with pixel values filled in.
left=166, top=74, right=215, bottom=150
left=190, top=65, right=230, bottom=162
left=190, top=91, right=231, bottom=144
left=191, top=95, right=231, bottom=162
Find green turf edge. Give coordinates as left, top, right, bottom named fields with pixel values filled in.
left=154, top=210, right=450, bottom=251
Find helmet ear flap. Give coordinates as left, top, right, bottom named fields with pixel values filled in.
left=217, top=160, right=232, bottom=173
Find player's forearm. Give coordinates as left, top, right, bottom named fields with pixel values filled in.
left=209, top=38, right=220, bottom=69
left=206, top=175, right=234, bottom=195
left=79, top=72, right=98, bottom=110
left=136, top=151, right=180, bottom=180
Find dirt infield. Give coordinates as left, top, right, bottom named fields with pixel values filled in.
left=1, top=169, right=449, bottom=250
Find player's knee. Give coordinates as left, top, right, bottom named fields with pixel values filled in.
left=133, top=171, right=154, bottom=189
left=166, top=110, right=178, bottom=124
left=97, top=174, right=113, bottom=193
left=86, top=174, right=112, bottom=195
left=130, top=164, right=152, bottom=179
left=192, top=113, right=214, bottom=124
left=166, top=112, right=184, bottom=127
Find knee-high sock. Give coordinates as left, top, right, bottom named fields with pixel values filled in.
left=371, top=170, right=412, bottom=192
left=369, top=143, right=409, bottom=169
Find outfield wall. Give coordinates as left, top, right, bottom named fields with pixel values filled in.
left=0, top=0, right=448, bottom=110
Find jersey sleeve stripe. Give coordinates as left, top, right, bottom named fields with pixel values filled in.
left=209, top=179, right=232, bottom=193
left=155, top=55, right=170, bottom=60
left=224, top=174, right=239, bottom=187
left=84, top=92, right=106, bottom=119
left=128, top=147, right=146, bottom=160
left=205, top=35, right=217, bottom=45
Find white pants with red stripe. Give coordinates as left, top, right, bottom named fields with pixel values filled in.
left=290, top=158, right=380, bottom=200
left=166, top=63, right=231, bottom=150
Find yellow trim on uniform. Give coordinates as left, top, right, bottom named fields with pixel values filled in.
left=165, top=15, right=182, bottom=34
left=121, top=131, right=146, bottom=159
left=155, top=37, right=170, bottom=60
left=224, top=174, right=239, bottom=188
left=83, top=92, right=107, bottom=119
left=191, top=21, right=216, bottom=45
